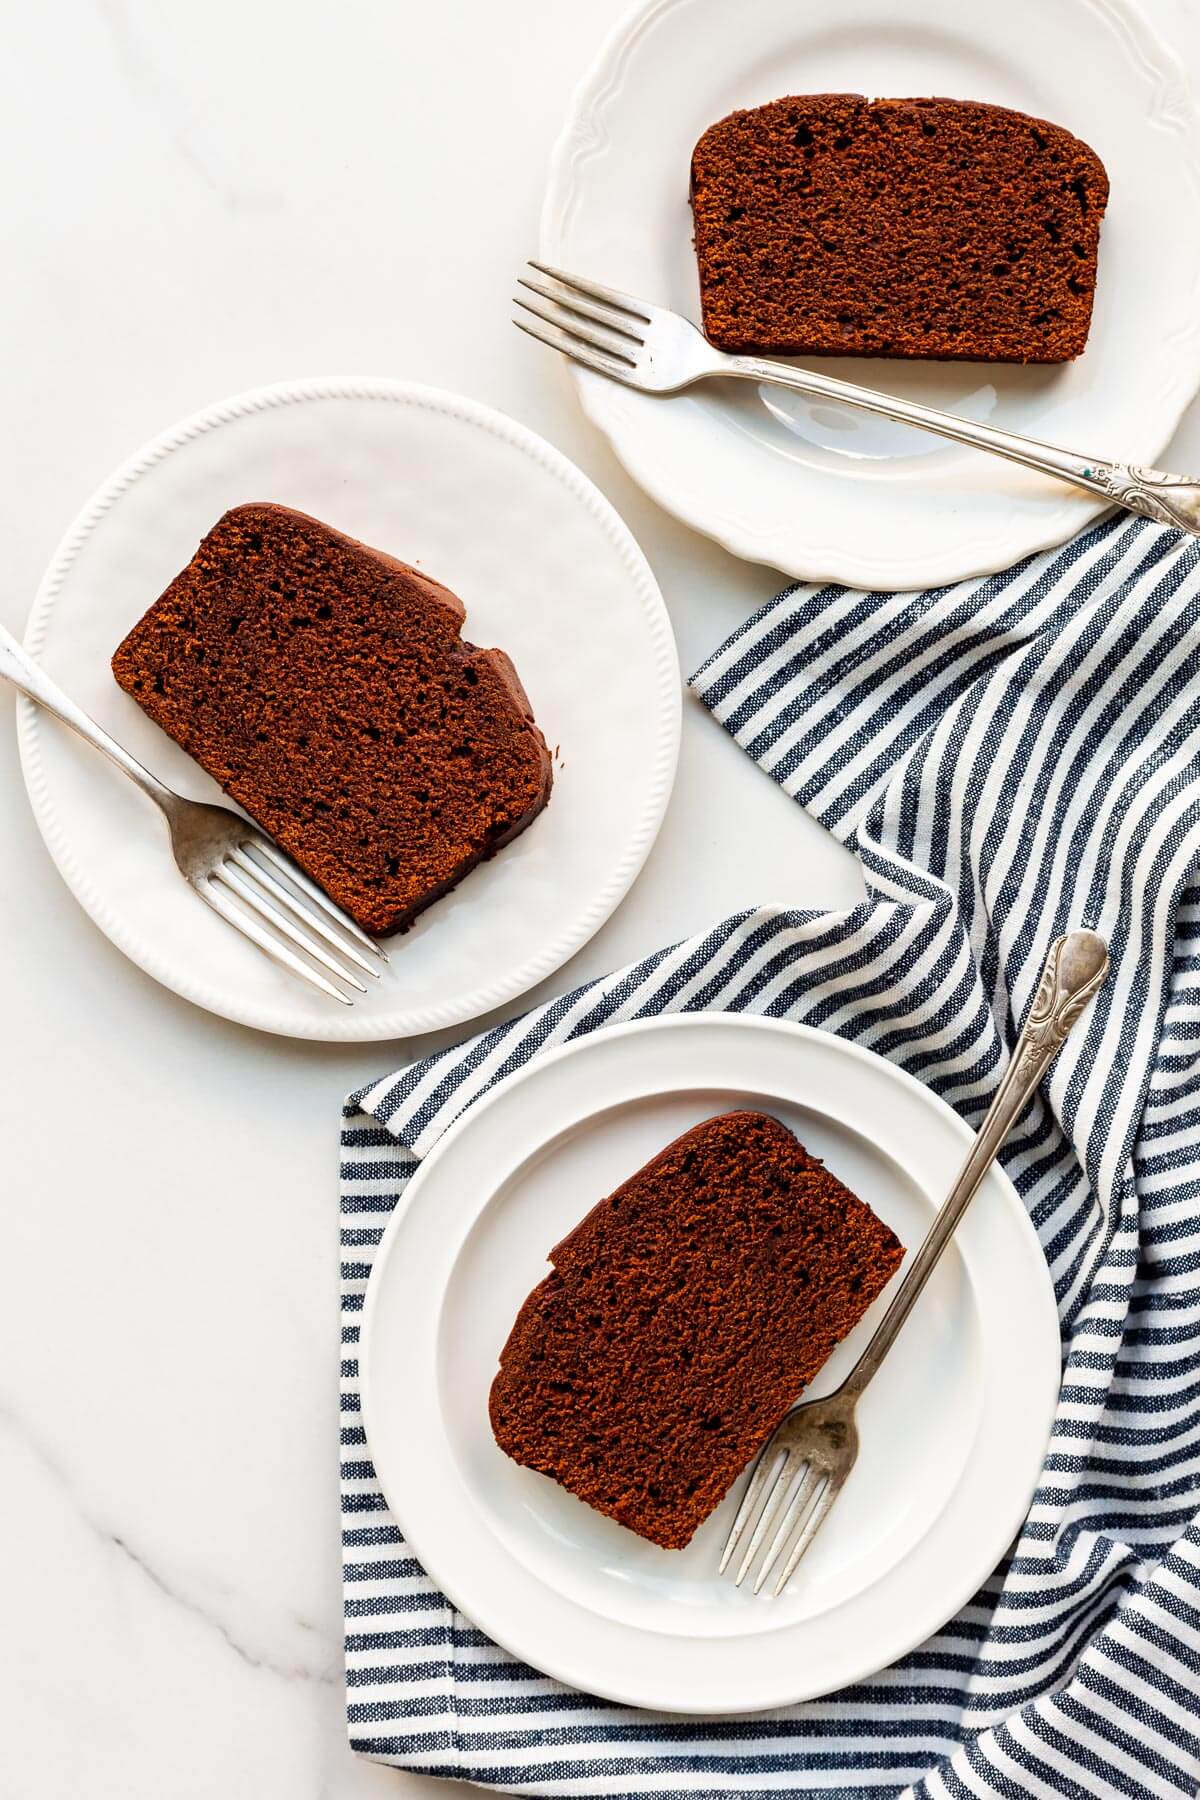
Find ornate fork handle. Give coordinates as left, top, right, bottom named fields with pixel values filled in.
left=727, top=356, right=1200, bottom=536
left=841, top=930, right=1110, bottom=1398
left=1086, top=465, right=1200, bottom=533
left=1008, top=932, right=1112, bottom=1084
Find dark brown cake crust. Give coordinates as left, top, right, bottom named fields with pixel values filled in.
left=690, top=95, right=1108, bottom=362
left=489, top=1110, right=904, bottom=1549
left=112, top=504, right=552, bottom=936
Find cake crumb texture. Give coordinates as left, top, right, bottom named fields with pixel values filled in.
left=489, top=1110, right=904, bottom=1549
left=690, top=95, right=1108, bottom=361
left=111, top=503, right=552, bottom=935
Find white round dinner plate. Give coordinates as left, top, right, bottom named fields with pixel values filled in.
left=542, top=0, right=1200, bottom=589
left=361, top=1013, right=1061, bottom=1714
left=18, top=380, right=679, bottom=1040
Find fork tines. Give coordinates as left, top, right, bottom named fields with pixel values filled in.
left=720, top=1445, right=839, bottom=1597
left=201, top=836, right=386, bottom=1005
left=513, top=261, right=649, bottom=381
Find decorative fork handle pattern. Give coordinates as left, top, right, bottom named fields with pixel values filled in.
left=840, top=930, right=1110, bottom=1399
left=726, top=357, right=1200, bottom=536
left=0, top=621, right=176, bottom=810
left=1083, top=464, right=1200, bottom=533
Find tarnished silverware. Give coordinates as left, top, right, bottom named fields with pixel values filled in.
left=719, top=929, right=1109, bottom=1596
left=515, top=262, right=1200, bottom=535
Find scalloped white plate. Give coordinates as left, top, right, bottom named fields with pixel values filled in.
left=361, top=1015, right=1061, bottom=1713
left=17, top=380, right=680, bottom=1040
left=542, top=0, right=1200, bottom=587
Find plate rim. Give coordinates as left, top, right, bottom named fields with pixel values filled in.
left=360, top=1010, right=1062, bottom=1713
left=541, top=0, right=1200, bottom=587
left=17, top=376, right=682, bottom=1041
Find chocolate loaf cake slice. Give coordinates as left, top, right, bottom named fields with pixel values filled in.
left=112, top=503, right=552, bottom=935
left=490, top=1110, right=904, bottom=1549
left=690, top=95, right=1108, bottom=361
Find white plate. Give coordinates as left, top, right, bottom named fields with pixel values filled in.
left=361, top=1014, right=1060, bottom=1714
left=542, top=0, right=1200, bottom=588
left=18, top=380, right=680, bottom=1040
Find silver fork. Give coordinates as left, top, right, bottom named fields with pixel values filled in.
left=1, top=623, right=386, bottom=1004
left=514, top=262, right=1200, bottom=536
left=720, top=929, right=1109, bottom=1597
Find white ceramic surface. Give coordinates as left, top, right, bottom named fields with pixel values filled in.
left=362, top=1014, right=1061, bottom=1715
left=543, top=0, right=1200, bottom=587
left=17, top=380, right=680, bottom=1040
left=6, top=4, right=1199, bottom=1795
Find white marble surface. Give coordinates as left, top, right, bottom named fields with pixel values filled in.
left=2, top=3, right=1200, bottom=1794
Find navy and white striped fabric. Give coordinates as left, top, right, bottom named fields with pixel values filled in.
left=341, top=511, right=1200, bottom=1798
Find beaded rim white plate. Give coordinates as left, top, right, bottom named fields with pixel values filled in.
left=542, top=0, right=1200, bottom=587
left=16, top=380, right=680, bottom=1041
left=361, top=1013, right=1061, bottom=1714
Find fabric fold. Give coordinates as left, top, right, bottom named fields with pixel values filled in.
left=341, top=514, right=1200, bottom=1797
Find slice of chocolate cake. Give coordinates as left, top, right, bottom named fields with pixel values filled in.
left=112, top=503, right=552, bottom=935
left=690, top=95, right=1108, bottom=362
left=489, top=1110, right=904, bottom=1549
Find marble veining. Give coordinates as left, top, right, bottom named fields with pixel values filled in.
left=2, top=0, right=1198, bottom=1794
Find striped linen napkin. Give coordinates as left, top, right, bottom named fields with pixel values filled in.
left=340, top=512, right=1200, bottom=1799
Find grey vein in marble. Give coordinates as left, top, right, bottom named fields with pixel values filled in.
left=0, top=1402, right=335, bottom=1687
